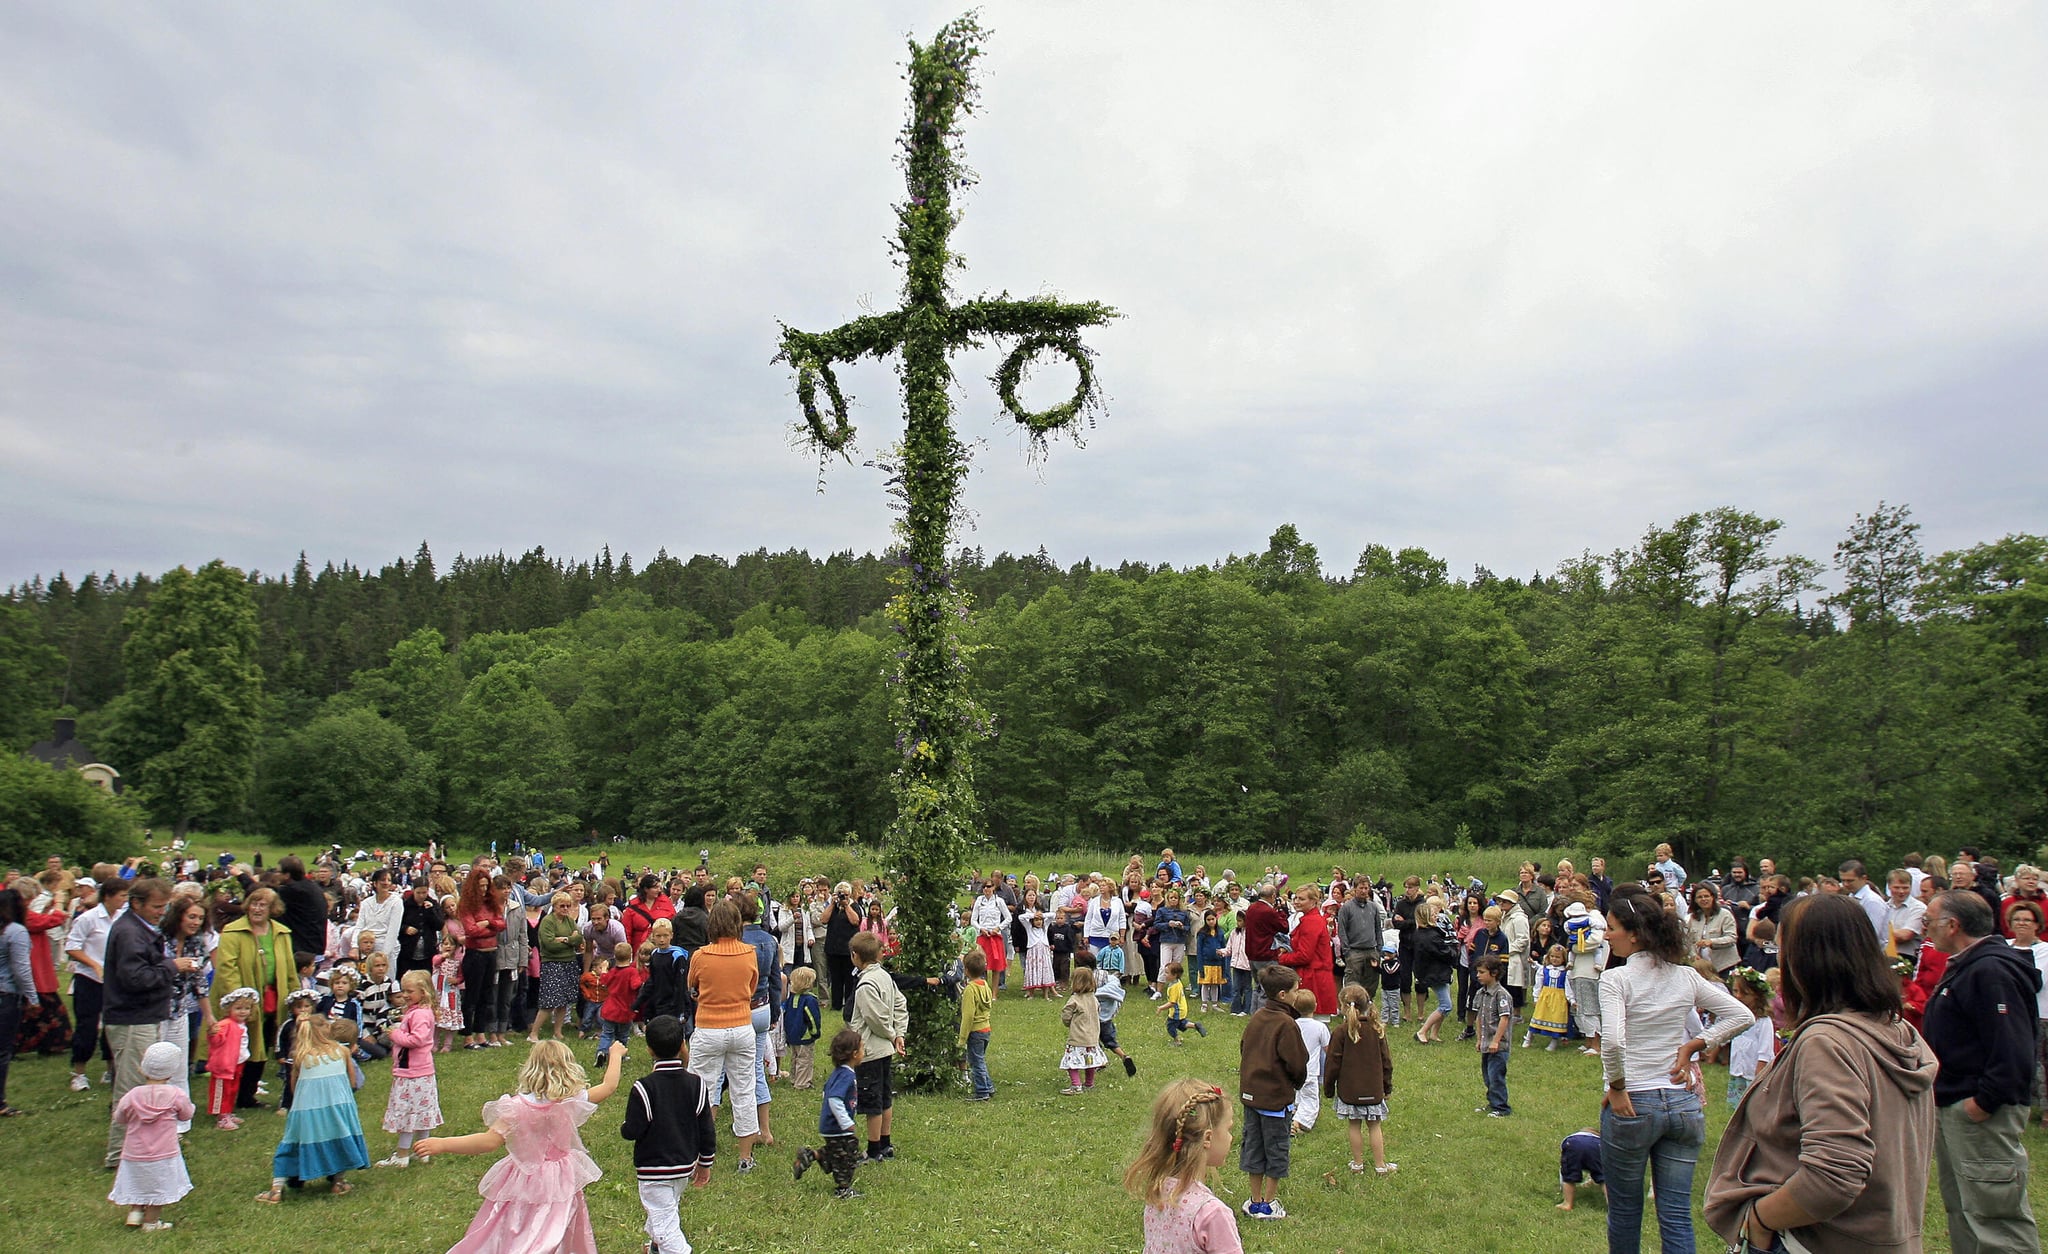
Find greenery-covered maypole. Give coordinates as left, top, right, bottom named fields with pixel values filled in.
left=775, top=14, right=1114, bottom=1088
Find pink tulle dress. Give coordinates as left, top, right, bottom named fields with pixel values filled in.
left=447, top=1091, right=603, bottom=1254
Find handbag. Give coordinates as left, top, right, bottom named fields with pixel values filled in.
left=262, top=986, right=278, bottom=1015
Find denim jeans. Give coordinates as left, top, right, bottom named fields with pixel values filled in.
left=596, top=1016, right=633, bottom=1057
left=965, top=1028, right=992, bottom=1097
left=1228, top=968, right=1253, bottom=1014
left=1428, top=983, right=1452, bottom=1016
left=1602, top=1087, right=1706, bottom=1254
left=1480, top=1048, right=1509, bottom=1114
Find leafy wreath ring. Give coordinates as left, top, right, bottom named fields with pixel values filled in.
left=993, top=332, right=1096, bottom=436
left=795, top=352, right=855, bottom=452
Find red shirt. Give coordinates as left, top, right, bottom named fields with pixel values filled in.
left=601, top=965, right=644, bottom=1021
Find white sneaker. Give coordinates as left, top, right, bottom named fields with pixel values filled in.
left=1261, top=1200, right=1288, bottom=1219
left=70, top=1073, right=90, bottom=1092
left=101, top=1070, right=113, bottom=1084
left=375, top=1154, right=410, bottom=1168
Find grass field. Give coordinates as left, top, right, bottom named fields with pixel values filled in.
left=16, top=837, right=2038, bottom=1251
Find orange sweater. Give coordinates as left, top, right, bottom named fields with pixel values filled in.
left=688, top=940, right=759, bottom=1030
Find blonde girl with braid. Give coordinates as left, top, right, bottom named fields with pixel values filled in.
left=1123, top=1079, right=1242, bottom=1254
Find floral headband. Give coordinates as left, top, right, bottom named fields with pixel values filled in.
left=1727, top=966, right=1771, bottom=995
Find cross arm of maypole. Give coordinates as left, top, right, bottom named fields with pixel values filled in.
left=775, top=311, right=911, bottom=456
left=950, top=294, right=1118, bottom=442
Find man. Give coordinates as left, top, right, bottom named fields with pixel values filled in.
left=1241, top=885, right=1284, bottom=1012
left=1903, top=851, right=1928, bottom=896
left=1952, top=860, right=2004, bottom=920
left=1839, top=860, right=1889, bottom=945
left=64, top=878, right=122, bottom=1091
left=1586, top=857, right=1614, bottom=913
left=1391, top=877, right=1423, bottom=1022
left=274, top=856, right=330, bottom=962
left=1885, top=869, right=1927, bottom=955
left=101, top=878, right=186, bottom=1167
left=749, top=863, right=771, bottom=904
left=1336, top=874, right=1384, bottom=996
left=1923, top=891, right=2041, bottom=1253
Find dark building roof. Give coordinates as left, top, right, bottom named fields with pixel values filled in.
left=26, top=718, right=123, bottom=793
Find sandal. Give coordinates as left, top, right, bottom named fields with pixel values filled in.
left=0, top=1105, right=28, bottom=1117
left=1349, top=1160, right=1367, bottom=1173
left=330, top=1180, right=353, bottom=1195
left=1376, top=1162, right=1399, bottom=1175
left=254, top=1189, right=281, bottom=1204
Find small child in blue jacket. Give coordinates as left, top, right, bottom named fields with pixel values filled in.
left=784, top=967, right=824, bottom=1089
left=793, top=1028, right=864, bottom=1200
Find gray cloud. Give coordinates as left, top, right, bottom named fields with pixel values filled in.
left=3, top=1, right=2044, bottom=590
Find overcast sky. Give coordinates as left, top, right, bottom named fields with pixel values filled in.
left=3, top=2, right=2044, bottom=591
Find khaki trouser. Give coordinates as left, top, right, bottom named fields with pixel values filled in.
left=1935, top=1101, right=2040, bottom=1254
left=104, top=1020, right=182, bottom=1165
left=789, top=1042, right=815, bottom=1088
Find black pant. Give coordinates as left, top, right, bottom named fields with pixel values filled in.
left=461, top=949, right=497, bottom=1035
left=826, top=953, right=855, bottom=1012
left=69, top=978, right=108, bottom=1068
left=237, top=1059, right=267, bottom=1109
left=0, top=990, right=22, bottom=1107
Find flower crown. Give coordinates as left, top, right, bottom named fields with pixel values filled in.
left=1727, top=966, right=1772, bottom=995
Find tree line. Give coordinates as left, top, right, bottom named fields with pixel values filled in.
left=2, top=506, right=2042, bottom=875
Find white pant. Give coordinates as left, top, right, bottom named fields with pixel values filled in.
left=637, top=1178, right=692, bottom=1254
left=1295, top=1066, right=1322, bottom=1130
left=688, top=1024, right=759, bottom=1138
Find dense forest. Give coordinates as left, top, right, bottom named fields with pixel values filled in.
left=3, top=505, right=2043, bottom=874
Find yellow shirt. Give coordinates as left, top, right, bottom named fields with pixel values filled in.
left=957, top=978, right=993, bottom=1046
left=1164, top=979, right=1189, bottom=1017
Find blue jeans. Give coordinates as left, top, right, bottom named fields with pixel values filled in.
left=1602, top=1087, right=1706, bottom=1254
left=1480, top=1048, right=1509, bottom=1114
left=1228, top=969, right=1253, bottom=1014
left=1428, top=983, right=1452, bottom=1016
left=1166, top=1013, right=1206, bottom=1041
left=965, top=1028, right=992, bottom=1097
left=596, top=1016, right=632, bottom=1058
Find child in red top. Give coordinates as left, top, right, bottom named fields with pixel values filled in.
left=597, top=942, right=644, bottom=1064
left=208, top=987, right=259, bottom=1129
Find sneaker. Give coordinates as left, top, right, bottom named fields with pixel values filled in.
left=967, top=1093, right=992, bottom=1102
left=735, top=1157, right=757, bottom=1174
left=140, top=1221, right=174, bottom=1232
left=876, top=1145, right=895, bottom=1160
left=1349, top=1160, right=1368, bottom=1173
left=794, top=1146, right=815, bottom=1180
left=1487, top=1110, right=1511, bottom=1118
left=1242, top=1199, right=1264, bottom=1217
left=101, top=1069, right=113, bottom=1084
left=1262, top=1200, right=1288, bottom=1219
left=70, top=1073, right=90, bottom=1092
left=1149, top=989, right=1163, bottom=1000
left=1123, top=1055, right=1138, bottom=1077
left=1376, top=1163, right=1399, bottom=1175
left=374, top=1154, right=410, bottom=1168
left=1059, top=1085, right=1082, bottom=1095
left=834, top=1187, right=863, bottom=1200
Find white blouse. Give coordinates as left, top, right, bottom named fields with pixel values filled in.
left=1599, top=952, right=1755, bottom=1093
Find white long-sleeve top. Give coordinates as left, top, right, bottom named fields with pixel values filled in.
left=1599, top=952, right=1755, bottom=1093
left=1082, top=896, right=1126, bottom=943
left=969, top=894, right=1011, bottom=935
left=356, top=891, right=404, bottom=960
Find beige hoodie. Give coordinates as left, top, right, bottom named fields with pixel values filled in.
left=1704, top=1012, right=1939, bottom=1253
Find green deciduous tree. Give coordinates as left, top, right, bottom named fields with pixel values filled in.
left=438, top=662, right=580, bottom=847
left=0, top=751, right=142, bottom=868
left=252, top=707, right=438, bottom=849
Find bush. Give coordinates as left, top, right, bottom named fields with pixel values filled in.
left=0, top=753, right=143, bottom=869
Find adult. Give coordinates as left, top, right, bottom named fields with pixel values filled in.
left=1838, top=860, right=1889, bottom=946
left=1922, top=890, right=2042, bottom=1253
left=1883, top=869, right=1927, bottom=956
left=1242, top=884, right=1285, bottom=1011
left=356, top=869, right=404, bottom=964
left=163, top=896, right=210, bottom=1124
left=969, top=880, right=1011, bottom=990
left=1082, top=884, right=1127, bottom=955
left=64, top=877, right=122, bottom=1092
left=1279, top=885, right=1338, bottom=1016
left=20, top=872, right=74, bottom=1056
left=1598, top=885, right=1754, bottom=1254
left=621, top=874, right=674, bottom=954
left=2006, top=901, right=2048, bottom=1131
left=1704, top=892, right=1937, bottom=1253
left=210, top=886, right=296, bottom=1108
left=820, top=882, right=862, bottom=1013
left=738, top=894, right=783, bottom=1146
left=494, top=871, right=531, bottom=1042
left=396, top=876, right=444, bottom=978
left=452, top=869, right=507, bottom=1048
left=1685, top=886, right=1739, bottom=975
left=0, top=887, right=34, bottom=1116
left=1409, top=897, right=1456, bottom=1043
left=1564, top=898, right=1607, bottom=1056
left=2001, top=864, right=2048, bottom=940
left=1951, top=860, right=2002, bottom=921
left=533, top=892, right=582, bottom=1041
left=674, top=885, right=712, bottom=953
left=687, top=901, right=760, bottom=1170
left=273, top=856, right=331, bottom=963
left=102, top=878, right=189, bottom=1167
left=1337, top=873, right=1385, bottom=996
left=1392, top=877, right=1424, bottom=1022
left=1496, top=889, right=1532, bottom=1014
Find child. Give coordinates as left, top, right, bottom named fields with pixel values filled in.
left=276, top=988, right=320, bottom=1112
left=1324, top=985, right=1395, bottom=1175
left=1019, top=896, right=1054, bottom=998
left=417, top=1040, right=629, bottom=1252
left=1378, top=928, right=1404, bottom=1028
left=1741, top=917, right=1778, bottom=973
left=433, top=933, right=466, bottom=1052
left=794, top=1028, right=866, bottom=1200
left=1225, top=919, right=1252, bottom=1016
left=1557, top=1128, right=1606, bottom=1210
left=1077, top=948, right=1139, bottom=1077
left=1238, top=964, right=1308, bottom=1219
left=378, top=970, right=443, bottom=1168
left=257, top=1015, right=370, bottom=1200
left=636, top=919, right=692, bottom=1024
left=357, top=953, right=395, bottom=1061
left=1048, top=903, right=1080, bottom=994
left=847, top=929, right=908, bottom=1162
left=1123, top=1078, right=1240, bottom=1254
left=1472, top=956, right=1512, bottom=1117
left=1196, top=913, right=1226, bottom=1012
left=109, top=1042, right=194, bottom=1231
left=1156, top=961, right=1209, bottom=1044
left=1525, top=944, right=1571, bottom=1050
left=958, top=950, right=995, bottom=1100
left=1286, top=989, right=1327, bottom=1135
left=1725, top=967, right=1776, bottom=1108
left=598, top=941, right=645, bottom=1064
left=577, top=961, right=606, bottom=1040
left=318, top=966, right=377, bottom=1062
left=622, top=1016, right=716, bottom=1254
left=1060, top=967, right=1108, bottom=1094
left=208, top=987, right=258, bottom=1131
left=783, top=966, right=823, bottom=1089
left=295, top=950, right=319, bottom=993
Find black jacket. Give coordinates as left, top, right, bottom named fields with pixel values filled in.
left=102, top=909, right=176, bottom=1026
left=276, top=878, right=330, bottom=954
left=1411, top=925, right=1456, bottom=989
left=1922, top=937, right=2042, bottom=1112
left=621, top=1060, right=717, bottom=1179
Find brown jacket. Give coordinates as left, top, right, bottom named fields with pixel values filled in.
left=1237, top=1000, right=1308, bottom=1111
left=1322, top=1018, right=1394, bottom=1105
left=1704, top=1012, right=1938, bottom=1254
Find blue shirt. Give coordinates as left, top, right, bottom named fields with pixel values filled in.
left=785, top=992, right=822, bottom=1046
left=819, top=1064, right=858, bottom=1135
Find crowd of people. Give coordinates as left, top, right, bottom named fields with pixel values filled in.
left=0, top=837, right=2041, bottom=1253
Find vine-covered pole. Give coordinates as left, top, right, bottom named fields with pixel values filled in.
left=774, top=14, right=1115, bottom=1088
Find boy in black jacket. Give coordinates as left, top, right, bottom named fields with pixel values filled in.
left=621, top=1015, right=716, bottom=1254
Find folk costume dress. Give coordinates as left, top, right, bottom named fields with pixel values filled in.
left=1529, top=964, right=1571, bottom=1041
left=446, top=1090, right=604, bottom=1254
left=272, top=1053, right=370, bottom=1182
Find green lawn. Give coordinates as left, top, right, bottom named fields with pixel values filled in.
left=6, top=980, right=2033, bottom=1252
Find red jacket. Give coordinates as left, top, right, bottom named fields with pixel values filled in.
left=602, top=965, right=645, bottom=1022
left=24, top=905, right=65, bottom=994
left=621, top=895, right=674, bottom=953
left=1244, top=900, right=1284, bottom=963
left=1279, top=909, right=1339, bottom=1015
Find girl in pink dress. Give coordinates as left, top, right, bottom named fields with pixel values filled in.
left=416, top=1039, right=628, bottom=1254
left=1122, top=1078, right=1242, bottom=1254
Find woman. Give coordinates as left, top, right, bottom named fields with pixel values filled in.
left=1279, top=885, right=1338, bottom=1016
left=739, top=895, right=782, bottom=1147
left=621, top=874, right=674, bottom=954
left=0, top=886, right=34, bottom=1116
left=1410, top=898, right=1457, bottom=1043
left=820, top=884, right=861, bottom=1012
left=1687, top=885, right=1740, bottom=975
left=397, top=878, right=444, bottom=978
left=1599, top=885, right=1755, bottom=1254
left=1705, top=893, right=1938, bottom=1253
left=533, top=892, right=581, bottom=1042
left=452, top=870, right=507, bottom=1049
left=1454, top=894, right=1487, bottom=1030
left=688, top=901, right=761, bottom=1171
left=19, top=871, right=75, bottom=1055
left=211, top=887, right=297, bottom=1109
left=162, top=895, right=210, bottom=1130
